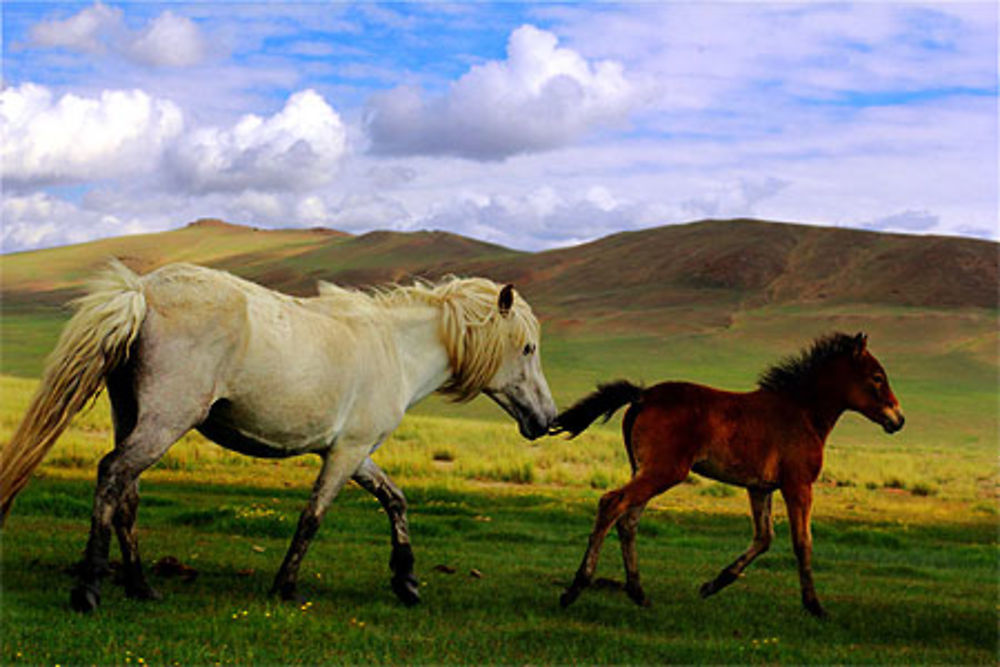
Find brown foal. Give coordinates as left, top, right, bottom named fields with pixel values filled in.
left=552, top=332, right=904, bottom=617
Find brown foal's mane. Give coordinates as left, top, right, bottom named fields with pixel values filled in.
left=757, top=332, right=859, bottom=395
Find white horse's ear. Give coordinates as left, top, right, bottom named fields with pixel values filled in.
left=498, top=284, right=514, bottom=317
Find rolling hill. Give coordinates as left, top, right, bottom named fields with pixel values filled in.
left=3, top=217, right=996, bottom=314
left=1, top=216, right=996, bottom=450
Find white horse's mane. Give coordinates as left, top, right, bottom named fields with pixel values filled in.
left=317, top=277, right=539, bottom=401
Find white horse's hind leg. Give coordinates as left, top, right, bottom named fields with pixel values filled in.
left=352, top=457, right=420, bottom=606
left=112, top=480, right=161, bottom=600
left=71, top=377, right=212, bottom=612
left=271, top=444, right=373, bottom=601
left=105, top=366, right=159, bottom=600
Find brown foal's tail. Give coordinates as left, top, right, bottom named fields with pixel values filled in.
left=551, top=380, right=643, bottom=438
left=0, top=260, right=146, bottom=523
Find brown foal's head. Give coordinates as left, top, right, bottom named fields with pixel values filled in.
left=839, top=333, right=905, bottom=434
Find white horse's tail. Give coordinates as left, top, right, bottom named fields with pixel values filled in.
left=1, top=260, right=146, bottom=523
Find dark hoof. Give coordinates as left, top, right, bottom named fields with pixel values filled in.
left=270, top=581, right=302, bottom=603
left=700, top=569, right=738, bottom=598
left=70, top=585, right=100, bottom=613
left=391, top=574, right=421, bottom=607
left=626, top=583, right=650, bottom=607
left=804, top=599, right=828, bottom=619
left=125, top=582, right=163, bottom=601
left=559, top=587, right=581, bottom=608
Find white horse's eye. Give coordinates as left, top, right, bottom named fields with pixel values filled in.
left=523, top=343, right=536, bottom=356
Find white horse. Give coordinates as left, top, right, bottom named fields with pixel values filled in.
left=0, top=261, right=557, bottom=612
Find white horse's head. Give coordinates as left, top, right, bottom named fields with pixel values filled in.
left=481, top=285, right=558, bottom=440
left=437, top=280, right=557, bottom=440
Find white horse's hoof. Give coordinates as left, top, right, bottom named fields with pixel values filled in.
left=392, top=574, right=421, bottom=606
left=70, top=585, right=100, bottom=613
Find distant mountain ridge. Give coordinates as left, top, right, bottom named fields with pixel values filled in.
left=2, top=218, right=996, bottom=334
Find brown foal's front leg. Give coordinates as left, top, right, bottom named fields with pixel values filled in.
left=781, top=482, right=826, bottom=618
left=699, top=487, right=773, bottom=598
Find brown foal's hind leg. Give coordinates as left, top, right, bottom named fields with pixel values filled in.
left=561, top=472, right=675, bottom=608
left=782, top=483, right=826, bottom=618
left=616, top=502, right=649, bottom=606
left=699, top=488, right=773, bottom=598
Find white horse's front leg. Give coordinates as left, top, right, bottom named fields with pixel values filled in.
left=271, top=443, right=371, bottom=601
left=352, top=457, right=419, bottom=606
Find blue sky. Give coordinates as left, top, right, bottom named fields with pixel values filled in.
left=2, top=2, right=997, bottom=251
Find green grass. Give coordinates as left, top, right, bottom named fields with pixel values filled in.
left=2, top=478, right=995, bottom=664
left=1, top=300, right=997, bottom=663
left=0, top=304, right=68, bottom=378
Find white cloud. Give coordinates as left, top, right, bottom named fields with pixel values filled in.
left=327, top=193, right=410, bottom=231
left=365, top=24, right=642, bottom=160
left=861, top=210, right=939, bottom=233
left=681, top=177, right=791, bottom=220
left=1, top=83, right=184, bottom=186
left=1, top=191, right=149, bottom=251
left=127, top=11, right=207, bottom=68
left=26, top=2, right=213, bottom=68
left=27, top=1, right=123, bottom=54
left=3, top=4, right=995, bottom=253
left=404, top=185, right=670, bottom=249
left=165, top=89, right=347, bottom=194
left=2, top=82, right=348, bottom=198
left=548, top=3, right=997, bottom=111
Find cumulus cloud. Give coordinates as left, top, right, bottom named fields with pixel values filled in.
left=1, top=83, right=347, bottom=198
left=165, top=89, right=347, bottom=194
left=27, top=1, right=123, bottom=54
left=1, top=191, right=151, bottom=251
left=127, top=11, right=207, bottom=68
left=26, top=2, right=212, bottom=68
left=403, top=185, right=669, bottom=249
left=1, top=83, right=184, bottom=186
left=680, top=177, right=791, bottom=220
left=365, top=24, right=640, bottom=160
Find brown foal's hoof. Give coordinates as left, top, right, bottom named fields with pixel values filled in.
left=700, top=568, right=738, bottom=598
left=559, top=587, right=581, bottom=608
left=625, top=583, right=650, bottom=607
left=804, top=598, right=828, bottom=619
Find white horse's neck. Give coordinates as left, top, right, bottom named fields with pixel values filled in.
left=389, top=305, right=453, bottom=409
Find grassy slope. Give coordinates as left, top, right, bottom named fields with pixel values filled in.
left=0, top=219, right=345, bottom=302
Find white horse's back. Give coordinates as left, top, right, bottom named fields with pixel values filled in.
left=137, top=263, right=406, bottom=453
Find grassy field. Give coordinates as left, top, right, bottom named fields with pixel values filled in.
left=2, top=477, right=995, bottom=664
left=1, top=301, right=997, bottom=663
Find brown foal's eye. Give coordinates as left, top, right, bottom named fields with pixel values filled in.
left=523, top=343, right=536, bottom=356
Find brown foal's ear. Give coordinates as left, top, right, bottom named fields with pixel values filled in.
left=853, top=332, right=868, bottom=356
left=498, top=284, right=514, bottom=316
